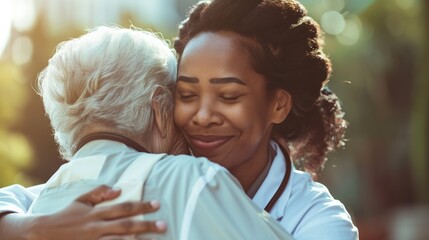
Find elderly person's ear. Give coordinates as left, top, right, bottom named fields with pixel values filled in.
left=151, top=88, right=169, bottom=139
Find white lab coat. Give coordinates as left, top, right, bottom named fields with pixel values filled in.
left=253, top=141, right=358, bottom=239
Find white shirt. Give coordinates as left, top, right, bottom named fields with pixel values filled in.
left=0, top=140, right=358, bottom=239
left=254, top=141, right=358, bottom=239
left=2, top=140, right=292, bottom=240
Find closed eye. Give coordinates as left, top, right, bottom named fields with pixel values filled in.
left=178, top=92, right=197, bottom=101
left=220, top=94, right=244, bottom=103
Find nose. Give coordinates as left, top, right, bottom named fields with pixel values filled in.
left=192, top=99, right=222, bottom=127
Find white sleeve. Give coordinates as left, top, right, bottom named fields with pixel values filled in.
left=278, top=179, right=359, bottom=240
left=180, top=165, right=294, bottom=240
left=286, top=199, right=359, bottom=240
left=0, top=184, right=44, bottom=214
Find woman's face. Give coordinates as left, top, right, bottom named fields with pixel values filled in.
left=174, top=31, right=279, bottom=171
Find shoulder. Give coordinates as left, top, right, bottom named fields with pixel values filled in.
left=156, top=154, right=226, bottom=174
left=290, top=170, right=336, bottom=202
left=280, top=169, right=358, bottom=239
left=149, top=154, right=232, bottom=187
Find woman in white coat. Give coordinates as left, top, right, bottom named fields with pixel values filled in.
left=171, top=0, right=358, bottom=238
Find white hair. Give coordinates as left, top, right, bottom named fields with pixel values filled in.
left=37, top=26, right=177, bottom=159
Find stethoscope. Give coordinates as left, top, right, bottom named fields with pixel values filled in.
left=264, top=142, right=292, bottom=213
left=76, top=133, right=292, bottom=213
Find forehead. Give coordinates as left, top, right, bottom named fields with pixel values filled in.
left=179, top=31, right=253, bottom=74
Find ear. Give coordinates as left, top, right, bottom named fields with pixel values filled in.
left=151, top=89, right=168, bottom=139
left=271, top=89, right=292, bottom=124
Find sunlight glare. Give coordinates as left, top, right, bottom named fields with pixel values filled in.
left=12, top=0, right=36, bottom=32
left=0, top=0, right=13, bottom=58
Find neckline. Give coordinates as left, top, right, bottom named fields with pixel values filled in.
left=246, top=146, right=275, bottom=198
left=264, top=141, right=292, bottom=212
left=76, top=132, right=148, bottom=153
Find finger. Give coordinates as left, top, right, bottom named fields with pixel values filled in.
left=96, top=201, right=160, bottom=220
left=76, top=185, right=121, bottom=206
left=98, top=219, right=167, bottom=236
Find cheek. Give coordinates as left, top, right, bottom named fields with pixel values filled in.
left=224, top=106, right=249, bottom=126
left=231, top=100, right=271, bottom=132
left=231, top=97, right=267, bottom=116
left=173, top=102, right=191, bottom=128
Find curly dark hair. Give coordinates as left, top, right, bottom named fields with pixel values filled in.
left=174, top=0, right=347, bottom=175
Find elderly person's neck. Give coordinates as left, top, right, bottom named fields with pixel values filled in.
left=75, top=125, right=149, bottom=153
left=74, top=124, right=189, bottom=156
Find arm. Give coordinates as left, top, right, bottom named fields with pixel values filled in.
left=0, top=186, right=166, bottom=240
left=183, top=165, right=294, bottom=240
left=0, top=184, right=43, bottom=215
left=0, top=184, right=42, bottom=238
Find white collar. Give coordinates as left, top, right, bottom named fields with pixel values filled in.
left=252, top=140, right=293, bottom=219
left=72, top=140, right=135, bottom=160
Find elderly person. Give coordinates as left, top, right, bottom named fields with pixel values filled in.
left=0, top=26, right=292, bottom=239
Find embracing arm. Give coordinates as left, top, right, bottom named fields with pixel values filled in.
left=0, top=184, right=41, bottom=239
left=0, top=186, right=165, bottom=240
left=0, top=184, right=43, bottom=215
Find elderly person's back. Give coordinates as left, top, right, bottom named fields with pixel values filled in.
left=29, top=26, right=292, bottom=239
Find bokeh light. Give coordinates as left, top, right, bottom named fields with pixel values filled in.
left=336, top=14, right=362, bottom=45
left=11, top=37, right=33, bottom=65
left=0, top=0, right=13, bottom=58
left=321, top=10, right=346, bottom=35
left=12, top=0, right=36, bottom=32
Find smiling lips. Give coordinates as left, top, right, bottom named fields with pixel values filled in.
left=188, top=135, right=232, bottom=151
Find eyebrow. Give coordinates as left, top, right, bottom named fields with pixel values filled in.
left=177, top=76, right=246, bottom=85
left=210, top=77, right=245, bottom=85
left=177, top=76, right=199, bottom=83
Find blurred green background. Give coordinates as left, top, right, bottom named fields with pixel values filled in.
left=0, top=0, right=428, bottom=239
